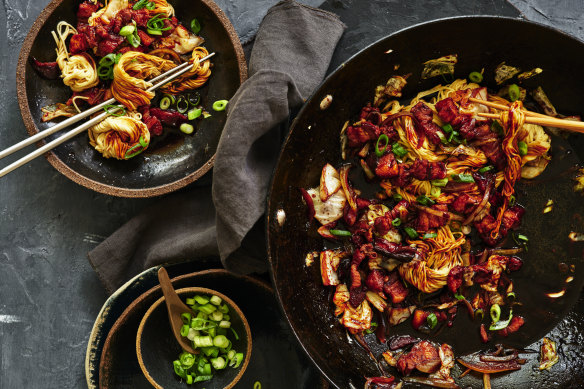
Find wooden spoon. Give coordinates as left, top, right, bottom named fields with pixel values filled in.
left=157, top=267, right=198, bottom=354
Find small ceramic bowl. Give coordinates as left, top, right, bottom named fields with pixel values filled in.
left=136, top=287, right=251, bottom=389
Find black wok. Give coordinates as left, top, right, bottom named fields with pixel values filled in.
left=267, top=16, right=584, bottom=388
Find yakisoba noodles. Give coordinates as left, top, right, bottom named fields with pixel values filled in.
left=52, top=21, right=98, bottom=92
left=304, top=63, right=559, bottom=384
left=36, top=0, right=217, bottom=161
left=88, top=112, right=150, bottom=160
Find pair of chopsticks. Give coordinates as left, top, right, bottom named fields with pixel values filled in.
left=470, top=97, right=584, bottom=133
left=0, top=52, right=215, bottom=178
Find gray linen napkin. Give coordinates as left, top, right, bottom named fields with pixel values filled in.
left=88, top=0, right=345, bottom=293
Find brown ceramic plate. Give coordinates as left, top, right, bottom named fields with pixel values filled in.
left=17, top=0, right=246, bottom=197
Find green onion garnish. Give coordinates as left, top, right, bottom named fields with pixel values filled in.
left=180, top=123, right=194, bottom=135
left=212, top=100, right=228, bottom=111
left=508, top=84, right=520, bottom=102
left=451, top=173, right=475, bottom=183
left=191, top=18, right=202, bottom=34
left=147, top=28, right=163, bottom=36
left=124, top=135, right=149, bottom=159
left=423, top=232, right=437, bottom=239
left=416, top=195, right=435, bottom=206
left=491, top=120, right=504, bottom=135
left=431, top=178, right=448, bottom=187
left=375, top=134, right=389, bottom=157
left=430, top=186, right=441, bottom=198
left=392, top=142, right=408, bottom=158
left=478, top=165, right=494, bottom=174
left=442, top=124, right=453, bottom=134
left=517, top=234, right=528, bottom=242
left=490, top=304, right=501, bottom=323
left=427, top=313, right=438, bottom=329
left=507, top=292, right=516, bottom=300
left=474, top=308, right=484, bottom=321
left=133, top=0, right=148, bottom=10
left=159, top=96, right=171, bottom=110
left=437, top=131, right=448, bottom=145
left=454, top=292, right=464, bottom=300
left=468, top=71, right=483, bottom=83
left=145, top=1, right=156, bottom=10
left=489, top=309, right=514, bottom=331
left=329, top=229, right=351, bottom=237
left=119, top=25, right=135, bottom=37
left=176, top=96, right=189, bottom=113
left=391, top=218, right=401, bottom=227
left=404, top=227, right=418, bottom=239
left=393, top=193, right=403, bottom=201
left=103, top=104, right=126, bottom=117
left=254, top=381, right=262, bottom=389
left=518, top=141, right=528, bottom=156
left=188, top=108, right=202, bottom=120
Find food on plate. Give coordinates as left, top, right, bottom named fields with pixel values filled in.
left=301, top=62, right=564, bottom=387
left=32, top=0, right=217, bottom=160
left=172, top=293, right=244, bottom=385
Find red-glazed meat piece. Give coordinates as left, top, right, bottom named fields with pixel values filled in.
left=375, top=153, right=399, bottom=178
left=77, top=1, right=100, bottom=19
left=451, top=193, right=480, bottom=214
left=416, top=204, right=450, bottom=231
left=397, top=340, right=441, bottom=375
left=69, top=33, right=89, bottom=54
left=365, top=269, right=385, bottom=293
left=410, top=159, right=447, bottom=180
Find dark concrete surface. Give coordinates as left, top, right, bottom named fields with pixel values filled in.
left=0, top=0, right=583, bottom=388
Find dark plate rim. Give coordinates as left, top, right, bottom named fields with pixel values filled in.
left=16, top=0, right=247, bottom=198
left=266, top=14, right=584, bottom=388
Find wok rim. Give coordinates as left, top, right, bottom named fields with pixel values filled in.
left=266, top=14, right=584, bottom=388
left=16, top=0, right=248, bottom=198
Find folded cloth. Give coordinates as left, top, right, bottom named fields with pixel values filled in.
left=88, top=0, right=345, bottom=293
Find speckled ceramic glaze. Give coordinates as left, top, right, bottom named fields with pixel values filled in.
left=17, top=0, right=247, bottom=197
left=268, top=16, right=584, bottom=389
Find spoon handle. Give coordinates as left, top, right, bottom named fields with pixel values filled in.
left=158, top=267, right=183, bottom=308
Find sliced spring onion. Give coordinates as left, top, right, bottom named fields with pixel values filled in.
left=213, top=335, right=229, bottom=348
left=191, top=18, right=201, bottom=34
left=188, top=108, right=202, bottom=120
left=509, top=194, right=516, bottom=207
left=212, top=99, right=228, bottom=111
left=231, top=353, right=244, bottom=368
left=507, top=291, right=516, bottom=300
left=431, top=178, right=449, bottom=187
left=508, top=84, right=520, bottom=102
left=489, top=309, right=514, bottom=331
left=375, top=134, right=389, bottom=157
left=181, top=312, right=191, bottom=324
left=147, top=28, right=163, bottom=35
left=186, top=374, right=193, bottom=384
left=199, top=304, right=217, bottom=315
left=124, top=135, right=149, bottom=159
left=194, top=375, right=213, bottom=383
left=179, top=352, right=196, bottom=369
left=454, top=292, right=464, bottom=300
left=478, top=165, right=494, bottom=174
left=180, top=324, right=189, bottom=337
left=517, top=234, right=528, bottom=242
left=474, top=308, right=484, bottom=321
left=176, top=97, right=189, bottom=113
left=430, top=186, right=441, bottom=198
left=392, top=142, right=408, bottom=158
left=254, top=381, right=262, bottom=389
left=393, top=193, right=403, bottom=201
left=211, top=356, right=227, bottom=370
left=231, top=328, right=239, bottom=341
left=159, top=96, right=171, bottom=110
left=518, top=141, right=528, bottom=156
left=329, top=229, right=351, bottom=237
left=490, top=304, right=501, bottom=323
left=103, top=104, right=126, bottom=117
left=218, top=303, right=229, bottom=314
left=202, top=111, right=212, bottom=119
left=437, top=131, right=448, bottom=145
left=416, top=195, right=435, bottom=206
left=193, top=335, right=214, bottom=348
left=188, top=92, right=201, bottom=106
left=227, top=350, right=236, bottom=361
left=451, top=173, right=475, bottom=183
left=173, top=360, right=186, bottom=378
left=442, top=123, right=453, bottom=134
left=119, top=25, right=135, bottom=37
left=145, top=1, right=156, bottom=10
left=133, top=0, right=148, bottom=10
left=423, top=232, right=437, bottom=239
left=427, top=313, right=438, bottom=329
left=210, top=310, right=223, bottom=322
left=127, top=33, right=140, bottom=48
left=219, top=320, right=231, bottom=328
left=468, top=71, right=483, bottom=83
left=186, top=297, right=195, bottom=305
left=392, top=218, right=401, bottom=227
left=194, top=295, right=210, bottom=305
left=187, top=328, right=199, bottom=341
left=491, top=120, right=504, bottom=135
left=180, top=123, right=194, bottom=135
left=210, top=295, right=222, bottom=306
left=404, top=227, right=418, bottom=239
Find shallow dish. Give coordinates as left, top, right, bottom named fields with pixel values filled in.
left=17, top=0, right=246, bottom=197
left=267, top=16, right=584, bottom=388
left=136, top=286, right=252, bottom=389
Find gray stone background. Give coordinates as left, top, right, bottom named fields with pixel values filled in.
left=0, top=0, right=583, bottom=387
